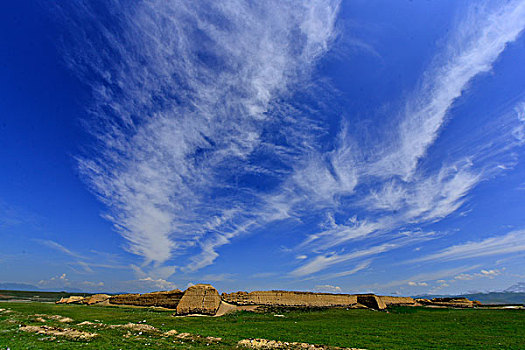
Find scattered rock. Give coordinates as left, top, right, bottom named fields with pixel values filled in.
left=416, top=297, right=480, bottom=308
left=49, top=315, right=74, bottom=323
left=237, top=338, right=364, bottom=349
left=31, top=314, right=73, bottom=323
left=108, top=322, right=158, bottom=333
left=164, top=330, right=222, bottom=343
left=19, top=325, right=97, bottom=340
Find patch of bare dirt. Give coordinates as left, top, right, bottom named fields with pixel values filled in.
left=19, top=325, right=97, bottom=340
left=237, top=338, right=365, bottom=349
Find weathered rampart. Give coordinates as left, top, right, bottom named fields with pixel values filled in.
left=176, top=284, right=221, bottom=315
left=378, top=296, right=416, bottom=306
left=416, top=297, right=481, bottom=308
left=56, top=284, right=481, bottom=315
left=356, top=294, right=387, bottom=310
left=109, top=289, right=184, bottom=308
left=222, top=290, right=358, bottom=308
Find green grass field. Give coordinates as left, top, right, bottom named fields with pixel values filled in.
left=1, top=302, right=523, bottom=349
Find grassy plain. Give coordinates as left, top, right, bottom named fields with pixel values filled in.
left=0, top=302, right=523, bottom=349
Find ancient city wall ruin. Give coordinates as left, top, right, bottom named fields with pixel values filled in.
left=378, top=296, right=416, bottom=306
left=222, top=290, right=359, bottom=308
left=57, top=284, right=481, bottom=315
left=109, top=289, right=184, bottom=309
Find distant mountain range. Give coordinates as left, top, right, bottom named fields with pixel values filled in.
left=414, top=282, right=525, bottom=305
left=504, top=282, right=525, bottom=293
left=0, top=282, right=83, bottom=293
left=0, top=283, right=41, bottom=291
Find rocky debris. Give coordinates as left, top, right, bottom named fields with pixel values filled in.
left=163, top=329, right=222, bottom=343
left=164, top=329, right=179, bottom=336
left=56, top=296, right=85, bottom=304
left=84, top=294, right=110, bottom=305
left=108, top=322, right=158, bottom=333
left=378, top=296, right=416, bottom=306
left=237, top=338, right=365, bottom=349
left=421, top=297, right=481, bottom=308
left=19, top=325, right=97, bottom=340
left=49, top=315, right=74, bottom=323
left=355, top=295, right=387, bottom=310
left=222, top=291, right=358, bottom=308
left=176, top=284, right=221, bottom=315
left=109, top=289, right=183, bottom=308
left=31, top=314, right=73, bottom=323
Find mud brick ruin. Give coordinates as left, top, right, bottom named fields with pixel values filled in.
left=56, top=283, right=481, bottom=315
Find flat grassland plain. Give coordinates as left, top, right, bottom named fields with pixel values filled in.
left=1, top=302, right=524, bottom=349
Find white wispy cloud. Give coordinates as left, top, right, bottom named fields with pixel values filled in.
left=411, top=229, right=525, bottom=263
left=369, top=0, right=525, bottom=179
left=57, top=0, right=525, bottom=283
left=38, top=273, right=104, bottom=291
left=290, top=243, right=397, bottom=277
left=512, top=101, right=525, bottom=143
left=314, top=284, right=342, bottom=293
left=36, top=239, right=85, bottom=259
left=290, top=0, right=525, bottom=274
left=355, top=265, right=482, bottom=292
left=408, top=281, right=428, bottom=287
left=61, top=1, right=340, bottom=268
left=454, top=268, right=505, bottom=281
left=319, top=260, right=372, bottom=280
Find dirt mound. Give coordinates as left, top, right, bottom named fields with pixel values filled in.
left=84, top=294, right=110, bottom=305
left=238, top=338, right=365, bottom=349
left=19, top=325, right=97, bottom=340
left=222, top=291, right=358, bottom=308
left=109, top=289, right=183, bottom=308
left=176, top=284, right=221, bottom=315
left=56, top=296, right=85, bottom=304
left=428, top=297, right=480, bottom=308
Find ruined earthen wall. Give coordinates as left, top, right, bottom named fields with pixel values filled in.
left=378, top=296, right=416, bottom=306
left=176, top=284, right=221, bottom=315
left=429, top=297, right=477, bottom=308
left=221, top=290, right=358, bottom=307
left=109, top=290, right=184, bottom=309
left=356, top=294, right=387, bottom=310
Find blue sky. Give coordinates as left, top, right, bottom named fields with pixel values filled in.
left=1, top=0, right=525, bottom=295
